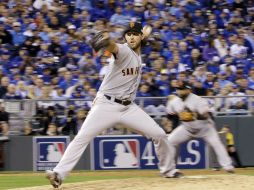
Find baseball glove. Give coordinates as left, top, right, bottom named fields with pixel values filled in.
left=89, top=30, right=110, bottom=52
left=179, top=111, right=195, bottom=122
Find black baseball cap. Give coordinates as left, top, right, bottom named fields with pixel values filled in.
left=176, top=81, right=192, bottom=90
left=124, top=22, right=143, bottom=34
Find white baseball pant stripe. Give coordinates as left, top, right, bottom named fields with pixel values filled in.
left=54, top=95, right=176, bottom=179
left=167, top=123, right=233, bottom=170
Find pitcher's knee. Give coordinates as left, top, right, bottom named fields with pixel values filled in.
left=167, top=136, right=180, bottom=146
left=151, top=127, right=167, bottom=140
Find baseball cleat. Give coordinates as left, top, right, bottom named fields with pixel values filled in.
left=212, top=167, right=221, bottom=171
left=46, top=170, right=62, bottom=188
left=226, top=169, right=235, bottom=174
left=164, top=171, right=184, bottom=178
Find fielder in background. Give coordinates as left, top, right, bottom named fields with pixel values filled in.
left=166, top=81, right=235, bottom=174
left=46, top=22, right=181, bottom=189
left=219, top=124, right=242, bottom=168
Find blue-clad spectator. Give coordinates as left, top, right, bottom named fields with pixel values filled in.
left=216, top=9, right=230, bottom=28
left=137, top=83, right=154, bottom=106
left=69, top=10, right=82, bottom=29
left=38, top=25, right=51, bottom=43
left=75, top=0, right=92, bottom=11
left=90, top=1, right=111, bottom=21
left=204, top=72, right=215, bottom=89
left=187, top=49, right=204, bottom=69
left=223, top=22, right=238, bottom=38
left=122, top=2, right=135, bottom=17
left=60, top=51, right=79, bottom=68
left=56, top=4, right=71, bottom=27
left=110, top=6, right=131, bottom=26
left=217, top=71, right=232, bottom=88
left=70, top=85, right=87, bottom=108
left=166, top=22, right=184, bottom=41
left=41, top=67, right=52, bottom=83
left=245, top=56, right=254, bottom=72
left=37, top=43, right=53, bottom=58
left=192, top=9, right=206, bottom=26
left=132, top=2, right=145, bottom=23
left=9, top=22, right=26, bottom=46
left=184, top=0, right=202, bottom=14
left=2, top=84, right=22, bottom=99
left=58, top=70, right=78, bottom=90
left=168, top=0, right=184, bottom=19
left=178, top=41, right=191, bottom=63
left=247, top=69, right=254, bottom=89
left=155, top=71, right=170, bottom=96
left=1, top=51, right=12, bottom=75
left=185, top=33, right=198, bottom=51
left=244, top=30, right=254, bottom=55
left=48, top=36, right=64, bottom=57
left=202, top=38, right=219, bottom=62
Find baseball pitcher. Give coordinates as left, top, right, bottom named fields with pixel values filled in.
left=166, top=81, right=235, bottom=173
left=46, top=22, right=181, bottom=188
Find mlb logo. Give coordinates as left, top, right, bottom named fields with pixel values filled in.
left=38, top=142, right=65, bottom=162
left=99, top=139, right=140, bottom=169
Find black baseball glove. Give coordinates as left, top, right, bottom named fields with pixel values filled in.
left=89, top=30, right=110, bottom=52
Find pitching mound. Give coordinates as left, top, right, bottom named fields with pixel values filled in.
left=13, top=174, right=254, bottom=190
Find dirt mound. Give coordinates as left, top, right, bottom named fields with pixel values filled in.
left=12, top=174, right=254, bottom=190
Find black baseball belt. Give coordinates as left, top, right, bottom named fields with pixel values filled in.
left=104, top=95, right=132, bottom=106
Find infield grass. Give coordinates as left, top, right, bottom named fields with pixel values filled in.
left=0, top=168, right=253, bottom=190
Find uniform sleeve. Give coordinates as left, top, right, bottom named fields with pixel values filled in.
left=196, top=98, right=210, bottom=114
left=115, top=43, right=130, bottom=61
left=166, top=100, right=175, bottom=114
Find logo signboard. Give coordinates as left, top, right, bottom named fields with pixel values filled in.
left=33, top=136, right=70, bottom=171
left=91, top=135, right=207, bottom=170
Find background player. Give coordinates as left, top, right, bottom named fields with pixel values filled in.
left=219, top=124, right=242, bottom=168
left=46, top=22, right=181, bottom=188
left=166, top=81, right=235, bottom=174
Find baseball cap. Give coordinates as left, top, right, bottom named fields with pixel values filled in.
left=124, top=22, right=143, bottom=35
left=2, top=50, right=10, bottom=55
left=13, top=22, right=21, bottom=27
left=68, top=25, right=76, bottom=30
left=170, top=22, right=177, bottom=27
left=232, top=84, right=238, bottom=89
left=176, top=81, right=192, bottom=90
left=219, top=71, right=226, bottom=75
left=75, top=86, right=83, bottom=93
left=134, top=2, right=143, bottom=7
left=11, top=63, right=19, bottom=68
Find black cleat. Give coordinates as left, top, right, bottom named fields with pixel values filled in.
left=46, top=170, right=62, bottom=188
left=226, top=169, right=235, bottom=174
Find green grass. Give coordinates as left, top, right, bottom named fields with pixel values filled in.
left=0, top=171, right=137, bottom=190
left=0, top=175, right=47, bottom=190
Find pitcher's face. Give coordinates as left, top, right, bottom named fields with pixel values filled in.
left=125, top=32, right=142, bottom=50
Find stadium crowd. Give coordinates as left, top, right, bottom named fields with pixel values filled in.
left=0, top=0, right=254, bottom=135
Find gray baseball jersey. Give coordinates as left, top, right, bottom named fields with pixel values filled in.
left=52, top=42, right=178, bottom=181
left=167, top=94, right=212, bottom=130
left=166, top=93, right=234, bottom=171
left=99, top=43, right=142, bottom=101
